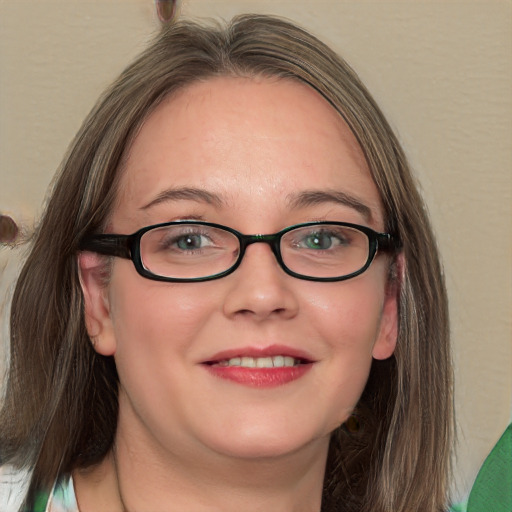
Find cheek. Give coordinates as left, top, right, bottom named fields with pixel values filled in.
left=304, top=276, right=385, bottom=352
left=106, top=270, right=225, bottom=431
left=302, top=276, right=386, bottom=426
left=107, top=264, right=219, bottom=374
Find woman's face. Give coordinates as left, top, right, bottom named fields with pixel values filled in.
left=80, top=76, right=397, bottom=462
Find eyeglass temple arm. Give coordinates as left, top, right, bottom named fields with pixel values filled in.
left=377, top=233, right=401, bottom=252
left=79, top=234, right=131, bottom=259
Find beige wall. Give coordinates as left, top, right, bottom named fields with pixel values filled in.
left=1, top=0, right=511, bottom=502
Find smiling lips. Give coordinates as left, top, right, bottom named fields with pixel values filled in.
left=216, top=355, right=299, bottom=368
left=203, top=346, right=315, bottom=388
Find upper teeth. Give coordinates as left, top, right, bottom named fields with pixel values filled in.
left=216, top=356, right=298, bottom=368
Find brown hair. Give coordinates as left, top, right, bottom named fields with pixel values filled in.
left=0, top=14, right=452, bottom=511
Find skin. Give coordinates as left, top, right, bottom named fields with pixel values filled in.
left=77, top=76, right=398, bottom=512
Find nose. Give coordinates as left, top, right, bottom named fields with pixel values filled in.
left=222, top=242, right=300, bottom=321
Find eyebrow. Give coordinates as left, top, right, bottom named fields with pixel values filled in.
left=287, top=190, right=373, bottom=221
left=140, top=186, right=373, bottom=221
left=140, top=187, right=224, bottom=210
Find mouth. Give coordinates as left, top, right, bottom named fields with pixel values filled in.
left=206, top=355, right=309, bottom=368
left=202, top=346, right=315, bottom=388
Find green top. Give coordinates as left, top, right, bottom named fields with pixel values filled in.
left=30, top=477, right=78, bottom=512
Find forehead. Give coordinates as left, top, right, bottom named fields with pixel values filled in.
left=115, top=76, right=383, bottom=228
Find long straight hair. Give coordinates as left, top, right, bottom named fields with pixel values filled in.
left=0, top=15, right=452, bottom=511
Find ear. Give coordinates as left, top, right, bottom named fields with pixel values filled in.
left=78, top=252, right=117, bottom=356
left=372, top=253, right=404, bottom=360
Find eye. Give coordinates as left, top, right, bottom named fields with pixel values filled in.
left=298, top=230, right=349, bottom=250
left=142, top=224, right=239, bottom=259
left=176, top=234, right=205, bottom=250
left=166, top=231, right=213, bottom=251
left=303, top=232, right=335, bottom=250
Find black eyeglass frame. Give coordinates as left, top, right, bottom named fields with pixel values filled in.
left=79, top=220, right=399, bottom=283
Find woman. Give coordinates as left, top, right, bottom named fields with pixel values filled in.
left=0, top=14, right=453, bottom=512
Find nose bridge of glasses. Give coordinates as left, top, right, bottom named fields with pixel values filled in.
left=241, top=233, right=280, bottom=248
left=239, top=233, right=282, bottom=262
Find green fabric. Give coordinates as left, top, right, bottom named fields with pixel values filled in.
left=467, top=423, right=512, bottom=512
left=21, top=476, right=78, bottom=512
left=24, top=490, right=48, bottom=512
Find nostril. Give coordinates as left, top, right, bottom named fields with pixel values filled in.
left=0, top=214, right=20, bottom=244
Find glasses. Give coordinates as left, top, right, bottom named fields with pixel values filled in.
left=79, top=221, right=399, bottom=283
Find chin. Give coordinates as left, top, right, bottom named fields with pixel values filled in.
left=214, top=440, right=307, bottom=460
left=202, top=423, right=330, bottom=460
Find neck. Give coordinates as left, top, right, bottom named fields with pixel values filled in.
left=113, top=431, right=328, bottom=512
left=74, top=430, right=329, bottom=512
